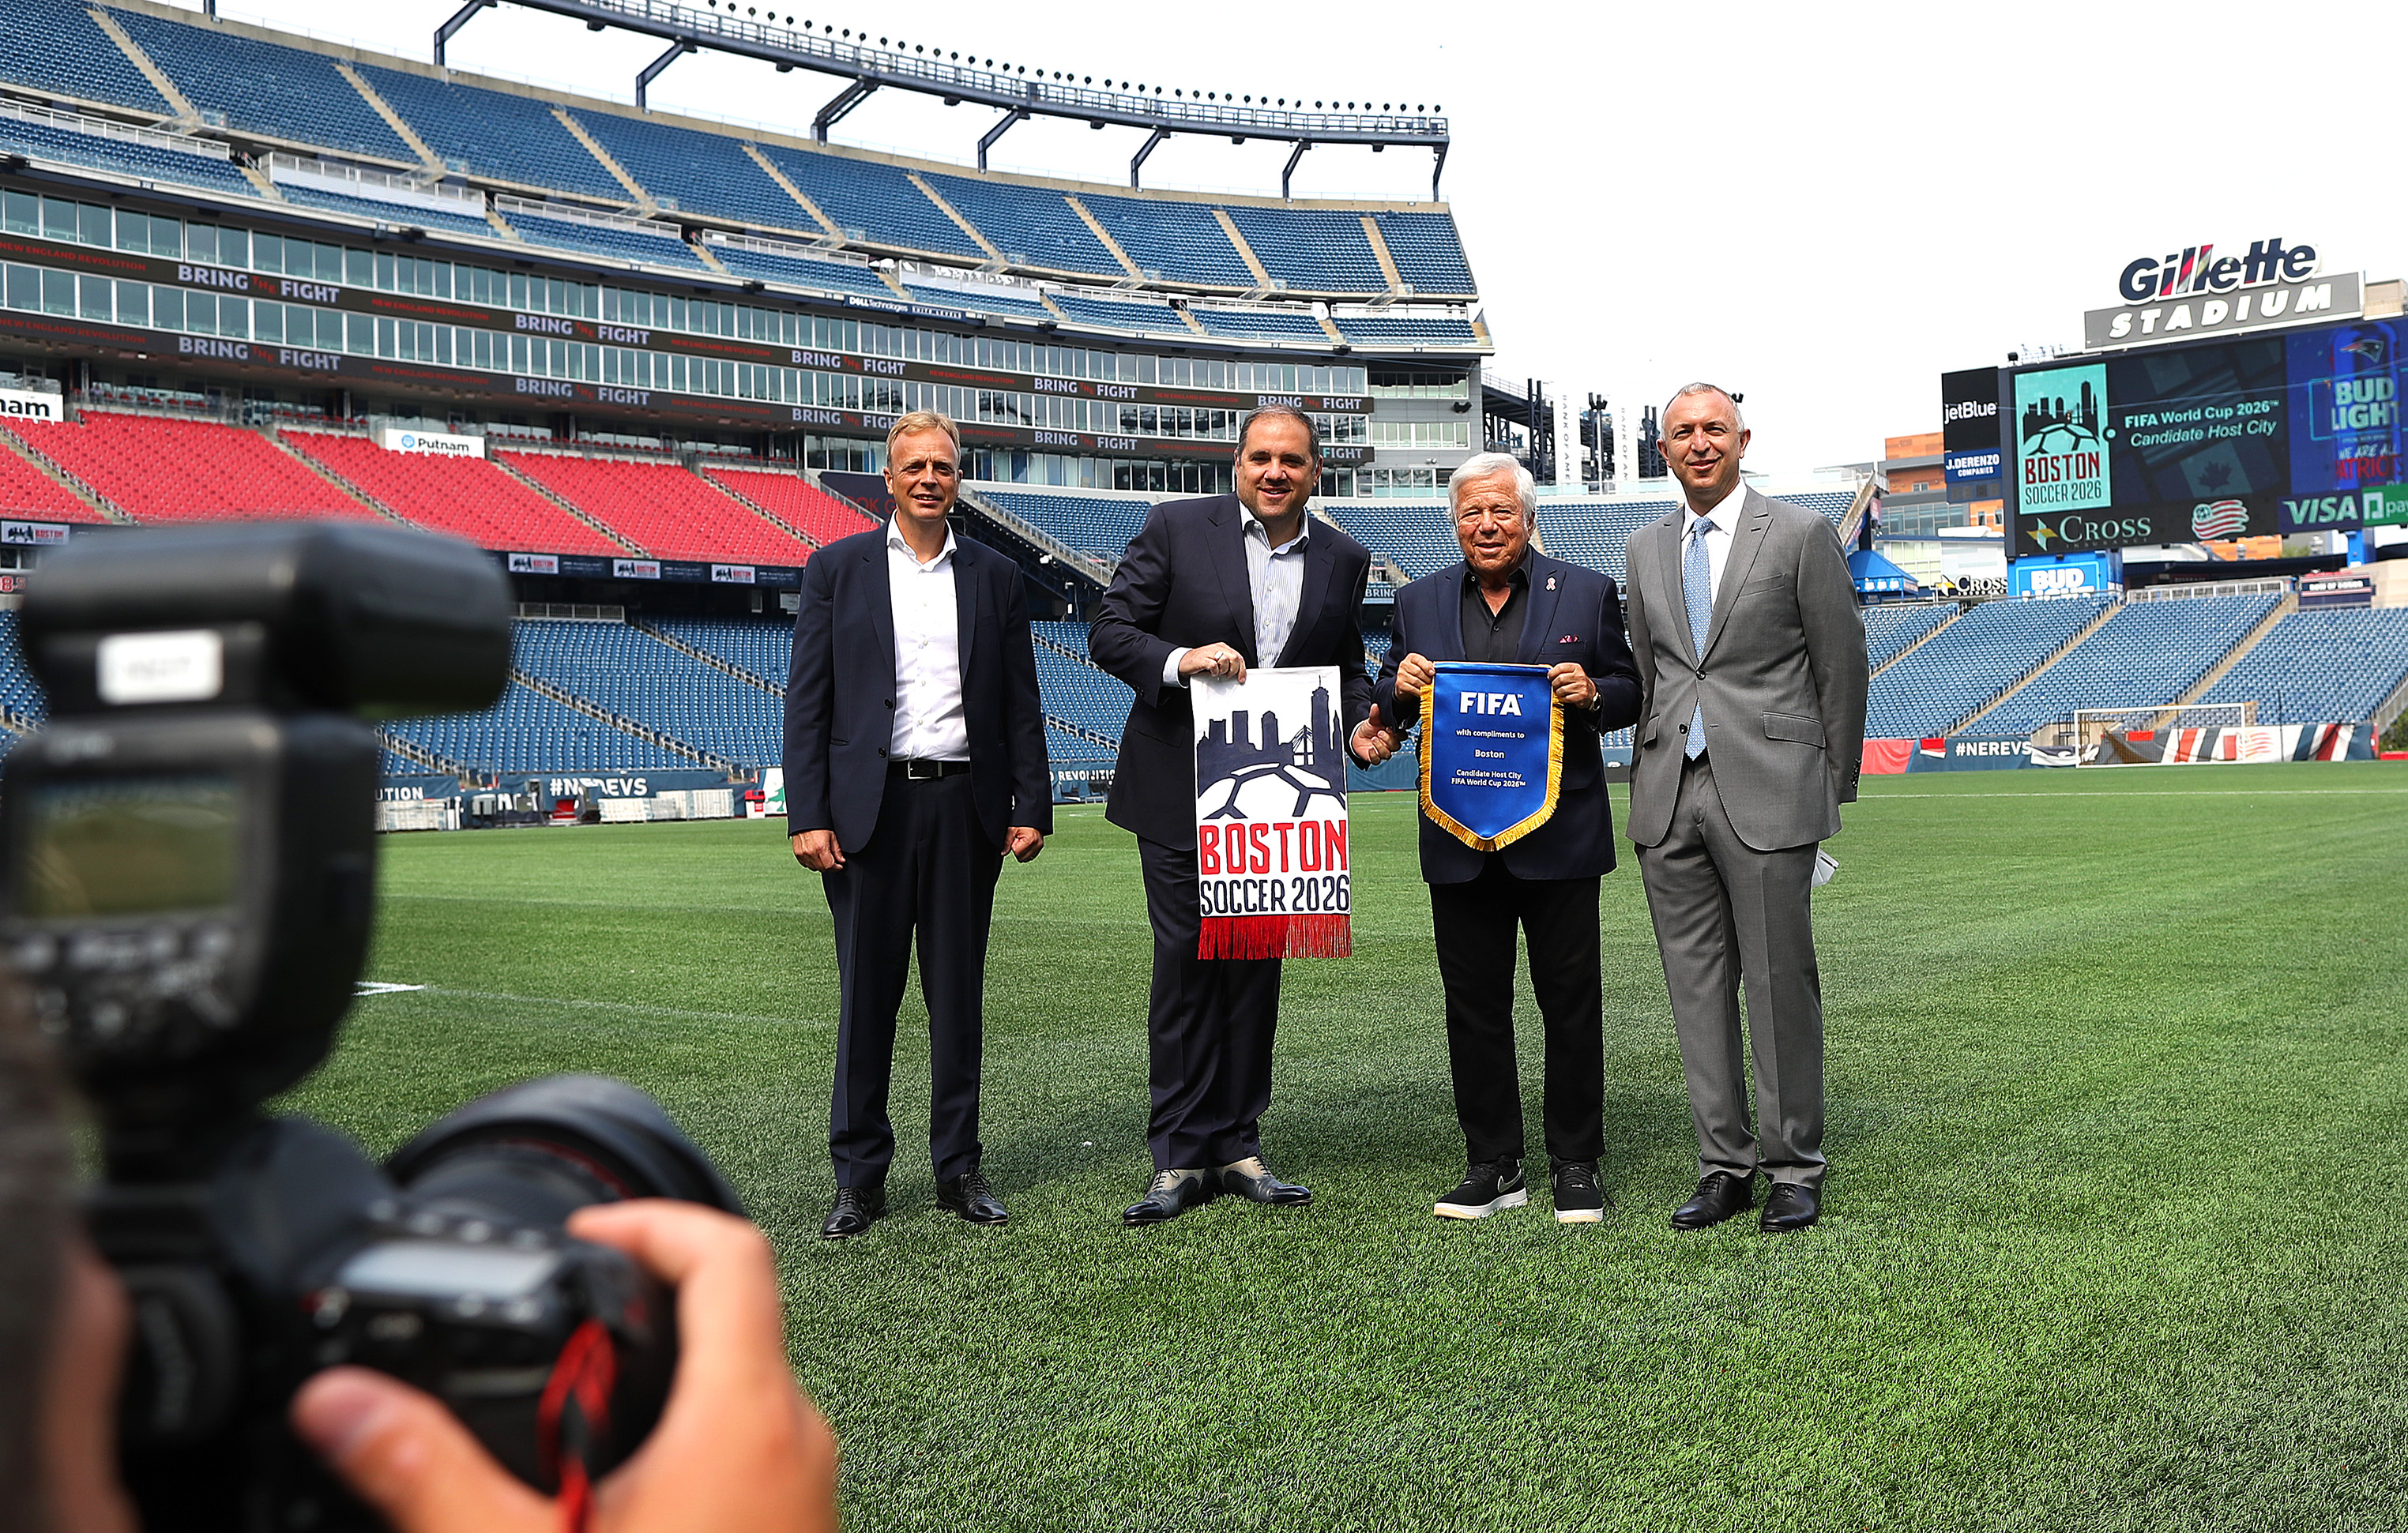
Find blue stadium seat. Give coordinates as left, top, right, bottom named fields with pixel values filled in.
left=920, top=173, right=1116, bottom=276
left=355, top=64, right=628, bottom=201
left=0, top=0, right=170, bottom=112
left=982, top=489, right=1156, bottom=559
left=393, top=679, right=692, bottom=772
left=506, top=212, right=704, bottom=270
left=1332, top=315, right=1477, bottom=347
left=1861, top=603, right=1955, bottom=669
left=1046, top=292, right=1187, bottom=335
left=1978, top=594, right=2278, bottom=737
left=274, top=184, right=494, bottom=236
left=1223, top=207, right=1384, bottom=292
left=1526, top=500, right=1679, bottom=588
left=0, top=611, right=47, bottom=724
left=1188, top=308, right=1328, bottom=343
left=2200, top=606, right=2408, bottom=723
left=570, top=114, right=818, bottom=235
left=1078, top=194, right=1253, bottom=287
left=110, top=11, right=413, bottom=163
left=0, top=115, right=257, bottom=197
left=1369, top=211, right=1476, bottom=294
left=713, top=244, right=897, bottom=300
left=1322, top=502, right=1471, bottom=580
left=1866, top=596, right=2113, bottom=738
left=1030, top=622, right=1133, bottom=746
left=512, top=621, right=781, bottom=765
left=749, top=144, right=982, bottom=259
left=651, top=618, right=792, bottom=686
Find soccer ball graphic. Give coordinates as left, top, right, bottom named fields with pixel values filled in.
left=1198, top=761, right=1347, bottom=822
left=2024, top=419, right=2100, bottom=458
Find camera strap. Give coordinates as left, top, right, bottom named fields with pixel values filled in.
left=536, top=1317, right=618, bottom=1533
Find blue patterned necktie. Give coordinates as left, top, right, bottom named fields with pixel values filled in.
left=1684, top=516, right=1715, bottom=760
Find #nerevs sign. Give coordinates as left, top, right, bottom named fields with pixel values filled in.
left=1191, top=667, right=1351, bottom=960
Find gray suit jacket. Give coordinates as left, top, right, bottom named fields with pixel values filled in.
left=1624, top=487, right=1868, bottom=851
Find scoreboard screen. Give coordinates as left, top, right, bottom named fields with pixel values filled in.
left=2005, top=315, right=2406, bottom=555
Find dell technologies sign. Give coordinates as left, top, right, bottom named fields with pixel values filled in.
left=2084, top=238, right=2361, bottom=349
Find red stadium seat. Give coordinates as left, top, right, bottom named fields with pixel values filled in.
left=0, top=411, right=373, bottom=524
left=701, top=466, right=879, bottom=547
left=287, top=431, right=624, bottom=556
left=495, top=450, right=815, bottom=565
left=0, top=436, right=108, bottom=523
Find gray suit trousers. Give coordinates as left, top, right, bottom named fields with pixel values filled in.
left=1636, top=753, right=1827, bottom=1189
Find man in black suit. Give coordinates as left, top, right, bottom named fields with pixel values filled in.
left=1089, top=405, right=1399, bottom=1226
left=1374, top=453, right=1642, bottom=1224
left=785, top=410, right=1052, bottom=1238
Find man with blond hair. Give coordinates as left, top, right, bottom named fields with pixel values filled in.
left=785, top=411, right=1052, bottom=1238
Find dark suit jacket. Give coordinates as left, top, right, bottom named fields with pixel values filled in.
left=1624, top=489, right=1868, bottom=852
left=1375, top=551, right=1642, bottom=884
left=1089, top=494, right=1375, bottom=847
left=783, top=522, right=1052, bottom=852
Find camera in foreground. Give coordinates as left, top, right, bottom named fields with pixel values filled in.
left=1, top=523, right=742, bottom=1533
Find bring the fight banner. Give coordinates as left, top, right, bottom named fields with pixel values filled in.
left=1406, top=659, right=1560, bottom=847
left=1420, top=662, right=1563, bottom=851
left=1191, top=666, right=1351, bottom=960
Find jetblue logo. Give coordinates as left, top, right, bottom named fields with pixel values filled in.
left=1459, top=692, right=1525, bottom=716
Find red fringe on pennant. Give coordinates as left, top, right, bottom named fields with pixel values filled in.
left=1196, top=914, right=1351, bottom=960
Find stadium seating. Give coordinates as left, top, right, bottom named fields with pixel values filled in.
left=497, top=449, right=812, bottom=565
left=1369, top=212, right=1477, bottom=295
left=1222, top=207, right=1386, bottom=292
left=0, top=114, right=259, bottom=198
left=651, top=617, right=792, bottom=685
left=286, top=432, right=623, bottom=554
left=1866, top=595, right=2113, bottom=738
left=1188, top=308, right=1330, bottom=344
left=903, top=283, right=1053, bottom=321
left=3, top=412, right=373, bottom=524
left=2201, top=607, right=2408, bottom=723
left=699, top=467, right=876, bottom=547
left=0, top=441, right=104, bottom=522
left=1, top=0, right=169, bottom=112
left=1046, top=293, right=1189, bottom=334
left=354, top=63, right=630, bottom=201
left=1332, top=316, right=1478, bottom=348
left=392, top=676, right=694, bottom=773
left=748, top=144, right=983, bottom=260
left=1861, top=603, right=1955, bottom=669
left=921, top=174, right=1118, bottom=274
left=1078, top=194, right=1255, bottom=287
left=570, top=113, right=819, bottom=235
left=0, top=611, right=45, bottom=724
left=980, top=489, right=1155, bottom=560
left=1526, top=501, right=1679, bottom=588
left=503, top=212, right=704, bottom=271
left=109, top=11, right=415, bottom=163
left=1031, top=622, right=1133, bottom=742
left=514, top=620, right=782, bottom=766
left=1978, top=594, right=2279, bottom=736
left=273, top=185, right=497, bottom=239
left=712, top=245, right=900, bottom=301
left=1320, top=502, right=1462, bottom=579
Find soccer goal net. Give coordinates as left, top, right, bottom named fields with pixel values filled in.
left=2049, top=702, right=2259, bottom=765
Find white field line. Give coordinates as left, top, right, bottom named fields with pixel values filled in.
left=1851, top=788, right=2408, bottom=800
left=354, top=983, right=824, bottom=1028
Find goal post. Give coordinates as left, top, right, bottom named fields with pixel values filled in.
left=2054, top=702, right=2258, bottom=765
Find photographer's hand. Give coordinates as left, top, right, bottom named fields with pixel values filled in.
left=292, top=1201, right=837, bottom=1533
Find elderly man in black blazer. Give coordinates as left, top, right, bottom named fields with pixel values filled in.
left=1375, top=452, right=1642, bottom=1224
left=1089, top=404, right=1399, bottom=1227
left=784, top=410, right=1052, bottom=1239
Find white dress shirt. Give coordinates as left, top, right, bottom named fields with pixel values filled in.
left=1164, top=508, right=1311, bottom=686
left=886, top=518, right=969, bottom=761
left=1681, top=480, right=1747, bottom=608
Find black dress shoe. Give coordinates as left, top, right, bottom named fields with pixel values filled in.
left=1760, top=1182, right=1821, bottom=1233
left=819, top=1185, right=886, bottom=1239
left=1217, top=1155, right=1311, bottom=1206
left=1124, top=1167, right=1215, bottom=1226
left=935, top=1167, right=1008, bottom=1225
left=1669, top=1171, right=1757, bottom=1231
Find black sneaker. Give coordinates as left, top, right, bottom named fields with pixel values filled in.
left=1551, top=1160, right=1610, bottom=1224
left=1433, top=1159, right=1527, bottom=1220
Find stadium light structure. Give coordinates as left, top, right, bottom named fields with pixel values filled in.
left=434, top=0, right=1451, bottom=197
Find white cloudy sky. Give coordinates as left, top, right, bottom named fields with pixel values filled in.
left=177, top=0, right=2403, bottom=473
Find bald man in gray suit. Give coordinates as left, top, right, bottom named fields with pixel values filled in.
left=1624, top=383, right=1868, bottom=1234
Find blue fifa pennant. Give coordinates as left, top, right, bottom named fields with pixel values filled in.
left=1419, top=662, right=1563, bottom=851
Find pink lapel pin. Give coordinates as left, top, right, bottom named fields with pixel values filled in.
left=1546, top=576, right=1557, bottom=589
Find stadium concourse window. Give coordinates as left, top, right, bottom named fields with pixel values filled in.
left=1361, top=467, right=1446, bottom=496
left=1370, top=419, right=1470, bottom=448
left=1368, top=367, right=1469, bottom=399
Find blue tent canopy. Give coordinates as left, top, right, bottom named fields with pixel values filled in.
left=1849, top=547, right=1920, bottom=596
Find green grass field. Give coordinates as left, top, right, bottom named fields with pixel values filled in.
left=290, top=765, right=2408, bottom=1531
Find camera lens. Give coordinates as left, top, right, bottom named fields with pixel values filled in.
left=383, top=1075, right=741, bottom=1227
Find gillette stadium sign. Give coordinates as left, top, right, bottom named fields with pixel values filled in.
left=2084, top=237, right=2360, bottom=348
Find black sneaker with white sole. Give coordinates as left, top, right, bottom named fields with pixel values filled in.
left=1434, top=1159, right=1528, bottom=1220
left=1551, top=1160, right=1610, bottom=1223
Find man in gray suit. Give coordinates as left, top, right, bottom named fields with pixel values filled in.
left=1624, top=383, right=1868, bottom=1233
